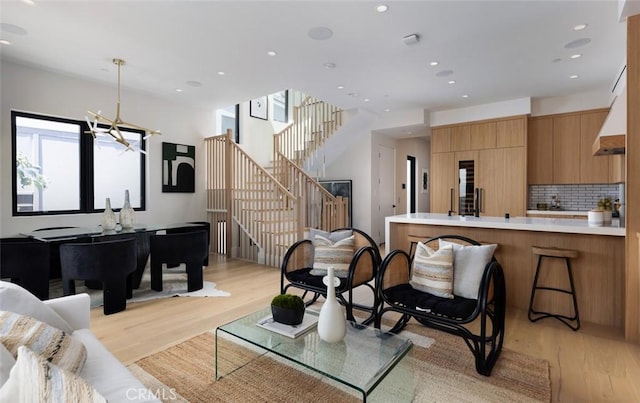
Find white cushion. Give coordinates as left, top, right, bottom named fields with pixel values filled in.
left=0, top=346, right=106, bottom=403
left=0, top=281, right=73, bottom=333
left=0, top=344, right=15, bottom=388
left=310, top=235, right=355, bottom=278
left=439, top=240, right=497, bottom=299
left=0, top=311, right=87, bottom=374
left=309, top=228, right=353, bottom=243
left=409, top=243, right=454, bottom=299
left=73, top=329, right=161, bottom=402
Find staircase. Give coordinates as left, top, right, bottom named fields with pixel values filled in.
left=205, top=91, right=348, bottom=267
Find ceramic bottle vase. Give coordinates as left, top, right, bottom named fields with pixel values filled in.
left=101, top=197, right=117, bottom=230
left=119, top=189, right=135, bottom=229
left=317, top=267, right=347, bottom=343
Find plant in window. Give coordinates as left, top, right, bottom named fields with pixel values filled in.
left=16, top=151, right=48, bottom=190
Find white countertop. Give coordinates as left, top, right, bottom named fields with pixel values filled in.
left=526, top=210, right=588, bottom=216
left=386, top=213, right=625, bottom=239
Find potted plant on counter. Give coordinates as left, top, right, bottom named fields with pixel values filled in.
left=597, top=197, right=613, bottom=224
left=271, top=294, right=305, bottom=325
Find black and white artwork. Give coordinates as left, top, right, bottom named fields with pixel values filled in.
left=162, top=142, right=195, bottom=193
left=319, top=179, right=352, bottom=227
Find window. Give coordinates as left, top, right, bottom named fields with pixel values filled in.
left=272, top=90, right=289, bottom=123
left=12, top=111, right=146, bottom=216
left=216, top=104, right=240, bottom=143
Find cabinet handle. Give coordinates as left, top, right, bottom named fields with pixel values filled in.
left=450, top=188, right=454, bottom=213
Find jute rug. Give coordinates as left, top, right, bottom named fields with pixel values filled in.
left=129, top=322, right=551, bottom=403
left=50, top=266, right=230, bottom=308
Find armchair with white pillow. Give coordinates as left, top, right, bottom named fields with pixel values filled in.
left=375, top=235, right=506, bottom=376
left=0, top=281, right=160, bottom=402
left=280, top=227, right=381, bottom=325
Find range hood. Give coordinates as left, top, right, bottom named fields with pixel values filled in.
left=593, top=85, right=626, bottom=156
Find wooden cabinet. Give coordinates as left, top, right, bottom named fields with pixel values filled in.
left=451, top=125, right=471, bottom=151
left=552, top=114, right=581, bottom=184
left=610, top=154, right=625, bottom=183
left=430, top=152, right=455, bottom=213
left=431, top=127, right=451, bottom=153
left=527, top=117, right=553, bottom=184
left=470, top=122, right=496, bottom=149
left=529, top=109, right=617, bottom=185
left=580, top=110, right=609, bottom=183
left=430, top=115, right=527, bottom=216
left=478, top=147, right=525, bottom=217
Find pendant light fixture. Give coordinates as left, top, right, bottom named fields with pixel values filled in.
left=86, top=58, right=160, bottom=153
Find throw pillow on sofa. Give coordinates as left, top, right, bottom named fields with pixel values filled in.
left=0, top=346, right=106, bottom=403
left=409, top=242, right=455, bottom=299
left=439, top=240, right=497, bottom=299
left=0, top=344, right=15, bottom=388
left=0, top=311, right=87, bottom=374
left=0, top=281, right=73, bottom=333
left=310, top=235, right=355, bottom=278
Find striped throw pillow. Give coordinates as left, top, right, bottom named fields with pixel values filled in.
left=0, top=346, right=106, bottom=403
left=409, top=243, right=455, bottom=299
left=310, top=235, right=355, bottom=278
left=0, top=311, right=87, bottom=374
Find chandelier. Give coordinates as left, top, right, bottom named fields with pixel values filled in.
left=86, top=58, right=160, bottom=153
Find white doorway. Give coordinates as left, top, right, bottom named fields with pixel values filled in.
left=378, top=145, right=396, bottom=245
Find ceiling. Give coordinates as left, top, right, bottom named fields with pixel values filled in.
left=0, top=0, right=629, bottom=138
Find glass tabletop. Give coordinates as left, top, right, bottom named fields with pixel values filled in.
left=216, top=307, right=413, bottom=397
left=21, top=222, right=203, bottom=242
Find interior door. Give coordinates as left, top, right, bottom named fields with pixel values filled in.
left=378, top=145, right=395, bottom=245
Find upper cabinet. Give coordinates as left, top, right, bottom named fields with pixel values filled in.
left=528, top=108, right=618, bottom=185
left=431, top=127, right=451, bottom=153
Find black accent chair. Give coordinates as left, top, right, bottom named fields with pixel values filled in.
left=280, top=228, right=381, bottom=325
left=166, top=221, right=211, bottom=266
left=59, top=238, right=137, bottom=315
left=32, top=227, right=84, bottom=279
left=149, top=230, right=208, bottom=292
left=0, top=237, right=50, bottom=300
left=375, top=235, right=506, bottom=376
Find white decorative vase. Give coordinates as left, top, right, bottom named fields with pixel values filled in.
left=101, top=197, right=117, bottom=230
left=603, top=209, right=612, bottom=224
left=119, top=189, right=135, bottom=229
left=317, top=267, right=347, bottom=343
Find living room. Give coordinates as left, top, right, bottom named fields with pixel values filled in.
left=2, top=1, right=640, bottom=402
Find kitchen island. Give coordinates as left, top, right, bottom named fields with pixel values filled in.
left=385, top=213, right=625, bottom=329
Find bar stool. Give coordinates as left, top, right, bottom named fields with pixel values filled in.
left=528, top=246, right=580, bottom=331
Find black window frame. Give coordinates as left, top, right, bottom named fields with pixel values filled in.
left=11, top=110, right=146, bottom=216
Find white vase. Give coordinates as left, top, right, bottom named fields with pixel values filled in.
left=119, top=189, right=135, bottom=229
left=101, top=197, right=117, bottom=230
left=603, top=209, right=612, bottom=224
left=317, top=267, right=347, bottom=343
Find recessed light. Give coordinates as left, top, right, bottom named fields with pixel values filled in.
left=376, top=5, right=388, bottom=13
left=364, top=98, right=370, bottom=102
left=308, top=26, right=333, bottom=40
left=0, top=39, right=11, bottom=45
left=570, top=53, right=582, bottom=59
left=573, top=24, right=588, bottom=31
left=569, top=74, right=579, bottom=79
left=429, top=61, right=439, bottom=66
left=20, top=0, right=35, bottom=5
left=323, top=62, right=336, bottom=69
left=217, top=71, right=225, bottom=76
left=462, top=94, right=469, bottom=98
left=337, top=85, right=344, bottom=90
left=565, top=38, right=591, bottom=49
left=176, top=89, right=184, bottom=92
left=267, top=50, right=277, bottom=56
left=384, top=108, right=391, bottom=112
left=448, top=80, right=456, bottom=84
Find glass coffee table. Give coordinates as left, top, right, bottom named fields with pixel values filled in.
left=215, top=307, right=414, bottom=402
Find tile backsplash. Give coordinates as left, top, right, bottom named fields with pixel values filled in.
left=528, top=184, right=620, bottom=211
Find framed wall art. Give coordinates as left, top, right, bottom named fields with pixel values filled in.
left=319, top=179, right=352, bottom=227
left=421, top=168, right=429, bottom=193
left=162, top=142, right=195, bottom=193
left=250, top=96, right=268, bottom=120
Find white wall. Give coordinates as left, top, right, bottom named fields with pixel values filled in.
left=530, top=88, right=611, bottom=116
left=430, top=97, right=531, bottom=126
left=237, top=98, right=289, bottom=166
left=1, top=60, right=214, bottom=236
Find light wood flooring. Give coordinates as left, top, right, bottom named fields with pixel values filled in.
left=91, top=254, right=640, bottom=402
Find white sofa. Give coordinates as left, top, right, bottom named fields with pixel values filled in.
left=0, top=281, right=160, bottom=403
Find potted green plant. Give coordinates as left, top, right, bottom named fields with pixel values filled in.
left=597, top=197, right=613, bottom=224
left=271, top=294, right=305, bottom=325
